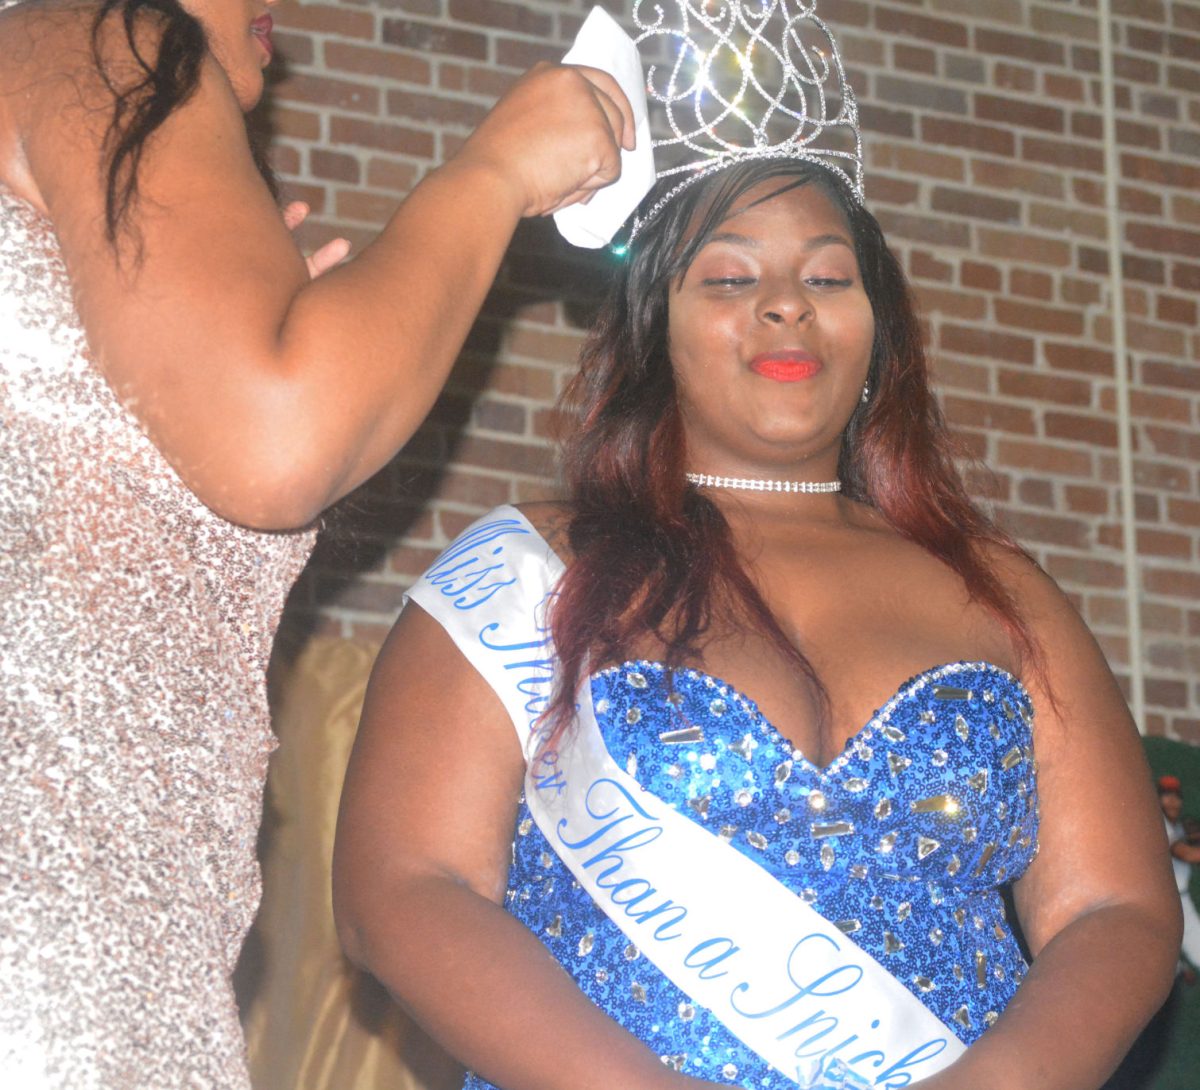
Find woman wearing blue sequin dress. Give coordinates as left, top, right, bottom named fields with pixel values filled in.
left=336, top=153, right=1179, bottom=1090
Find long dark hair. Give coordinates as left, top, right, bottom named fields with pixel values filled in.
left=544, top=159, right=1039, bottom=737
left=90, top=0, right=274, bottom=245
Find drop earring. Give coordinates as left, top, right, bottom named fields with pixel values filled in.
left=861, top=381, right=871, bottom=404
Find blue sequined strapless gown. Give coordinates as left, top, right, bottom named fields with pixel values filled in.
left=464, top=660, right=1038, bottom=1089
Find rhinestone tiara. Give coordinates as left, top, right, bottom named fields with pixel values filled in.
left=628, top=0, right=863, bottom=239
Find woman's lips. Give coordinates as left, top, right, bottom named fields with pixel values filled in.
left=749, top=352, right=822, bottom=382
left=251, top=14, right=274, bottom=60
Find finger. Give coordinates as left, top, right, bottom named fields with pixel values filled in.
left=305, top=237, right=351, bottom=279
left=570, top=65, right=637, bottom=151
left=544, top=185, right=600, bottom=216
left=282, top=200, right=310, bottom=232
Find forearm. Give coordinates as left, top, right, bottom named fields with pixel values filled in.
left=921, top=903, right=1178, bottom=1090
left=336, top=871, right=714, bottom=1090
left=270, top=158, right=525, bottom=511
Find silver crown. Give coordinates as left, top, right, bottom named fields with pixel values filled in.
left=629, top=0, right=863, bottom=237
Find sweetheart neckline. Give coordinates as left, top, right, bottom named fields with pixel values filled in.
left=590, top=658, right=1033, bottom=777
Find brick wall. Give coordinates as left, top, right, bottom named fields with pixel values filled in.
left=267, top=0, right=1200, bottom=742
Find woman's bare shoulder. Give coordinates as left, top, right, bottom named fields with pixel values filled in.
left=514, top=500, right=575, bottom=562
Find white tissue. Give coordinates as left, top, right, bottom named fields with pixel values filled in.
left=553, top=6, right=655, bottom=249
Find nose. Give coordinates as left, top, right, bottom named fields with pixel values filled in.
left=758, top=281, right=814, bottom=326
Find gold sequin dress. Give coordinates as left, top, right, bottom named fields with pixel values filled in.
left=0, top=179, right=315, bottom=1086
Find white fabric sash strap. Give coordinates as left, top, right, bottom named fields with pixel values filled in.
left=406, top=507, right=965, bottom=1089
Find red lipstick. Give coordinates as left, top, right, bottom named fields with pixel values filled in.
left=749, top=351, right=822, bottom=382
left=251, top=14, right=274, bottom=60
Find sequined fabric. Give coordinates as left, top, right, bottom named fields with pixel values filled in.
left=0, top=182, right=314, bottom=1087
left=466, top=660, right=1037, bottom=1089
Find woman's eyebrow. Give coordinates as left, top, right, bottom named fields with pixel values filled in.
left=704, top=231, right=853, bottom=251
left=804, top=232, right=854, bottom=251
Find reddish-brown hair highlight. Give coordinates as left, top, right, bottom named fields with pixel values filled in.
left=543, top=161, right=1040, bottom=741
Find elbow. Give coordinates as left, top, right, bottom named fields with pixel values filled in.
left=186, top=437, right=344, bottom=531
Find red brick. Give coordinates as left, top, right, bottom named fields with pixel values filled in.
left=1021, top=135, right=1105, bottom=173
left=1063, top=485, right=1110, bottom=515
left=997, top=369, right=1092, bottom=406
left=474, top=399, right=528, bottom=435
left=996, top=439, right=1094, bottom=477
left=1029, top=202, right=1107, bottom=241
left=1167, top=498, right=1200, bottom=527
left=1122, top=152, right=1200, bottom=190
left=930, top=186, right=1021, bottom=224
left=913, top=286, right=987, bottom=321
left=995, top=299, right=1085, bottom=336
left=1004, top=271, right=1050, bottom=306
left=310, top=149, right=361, bottom=184
left=876, top=7, right=968, bottom=47
left=976, top=28, right=1065, bottom=66
left=1044, top=410, right=1119, bottom=448
left=282, top=4, right=375, bottom=37
left=921, top=117, right=1016, bottom=157
left=495, top=36, right=567, bottom=69
left=993, top=62, right=1037, bottom=95
left=893, top=43, right=937, bottom=75
left=1120, top=185, right=1165, bottom=217
left=976, top=94, right=1065, bottom=133
left=1045, top=554, right=1125, bottom=589
left=910, top=250, right=954, bottom=283
left=276, top=73, right=380, bottom=113
left=944, top=395, right=1036, bottom=435
left=1136, top=529, right=1195, bottom=560
left=335, top=190, right=399, bottom=225
left=324, top=42, right=432, bottom=84
left=929, top=357, right=991, bottom=393
left=1017, top=478, right=1055, bottom=508
left=1133, top=459, right=1192, bottom=492
left=1098, top=387, right=1193, bottom=425
left=961, top=261, right=1002, bottom=292
left=382, top=19, right=489, bottom=61
left=997, top=508, right=1091, bottom=549
left=273, top=30, right=315, bottom=66
left=272, top=106, right=322, bottom=141
left=869, top=143, right=966, bottom=182
left=1126, top=222, right=1200, bottom=258
left=386, top=90, right=488, bottom=127
left=365, top=157, right=418, bottom=194
left=940, top=325, right=1035, bottom=365
left=1044, top=342, right=1118, bottom=376
left=978, top=228, right=1072, bottom=267
left=329, top=116, right=435, bottom=158
left=1144, top=425, right=1200, bottom=461
left=449, top=0, right=553, bottom=35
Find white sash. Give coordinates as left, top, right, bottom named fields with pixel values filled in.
left=406, top=507, right=966, bottom=1089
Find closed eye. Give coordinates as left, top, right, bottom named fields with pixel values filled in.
left=806, top=277, right=854, bottom=288
left=701, top=277, right=756, bottom=288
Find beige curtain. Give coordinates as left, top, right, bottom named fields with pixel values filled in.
left=242, top=636, right=463, bottom=1090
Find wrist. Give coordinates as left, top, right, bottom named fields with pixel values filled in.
left=432, top=152, right=529, bottom=224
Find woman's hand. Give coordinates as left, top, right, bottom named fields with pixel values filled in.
left=281, top=201, right=350, bottom=279
left=450, top=62, right=636, bottom=219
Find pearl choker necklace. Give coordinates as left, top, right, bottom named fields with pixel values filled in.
left=686, top=473, right=842, bottom=494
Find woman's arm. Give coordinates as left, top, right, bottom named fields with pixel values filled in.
left=921, top=556, right=1179, bottom=1090
left=334, top=603, right=715, bottom=1090
left=13, top=12, right=632, bottom=528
